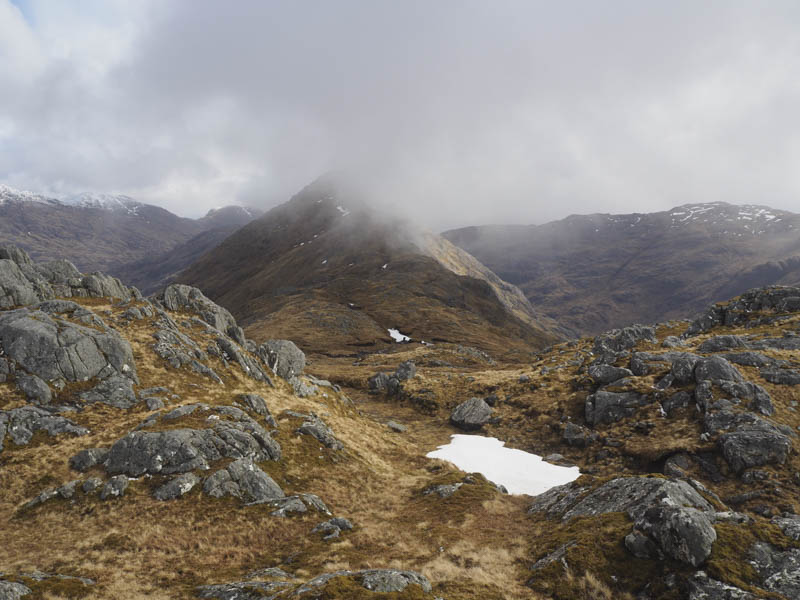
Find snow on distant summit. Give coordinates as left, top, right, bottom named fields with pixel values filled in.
left=62, top=192, right=143, bottom=215
left=0, top=184, right=61, bottom=206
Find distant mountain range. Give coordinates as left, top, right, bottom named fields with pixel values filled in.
left=444, top=201, right=800, bottom=335
left=0, top=185, right=261, bottom=278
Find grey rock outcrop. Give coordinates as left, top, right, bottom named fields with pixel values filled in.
left=585, top=390, right=651, bottom=426
left=686, top=571, right=756, bottom=599
left=687, top=286, right=800, bottom=335
left=153, top=284, right=244, bottom=344
left=100, top=475, right=129, bottom=500
left=234, top=394, right=277, bottom=428
left=293, top=570, right=432, bottom=596
left=449, top=397, right=493, bottom=431
left=105, top=408, right=281, bottom=476
left=69, top=448, right=109, bottom=472
left=0, top=581, right=32, bottom=600
left=760, top=367, right=800, bottom=385
left=591, top=325, right=657, bottom=364
left=296, top=415, right=343, bottom=450
left=588, top=364, right=633, bottom=385
left=529, top=477, right=714, bottom=522
left=697, top=335, right=750, bottom=353
left=718, top=427, right=792, bottom=473
left=312, top=517, right=353, bottom=541
left=1, top=406, right=88, bottom=451
left=258, top=340, right=305, bottom=380
left=203, top=458, right=284, bottom=503
left=625, top=505, right=716, bottom=566
left=196, top=581, right=292, bottom=600
left=153, top=473, right=200, bottom=501
left=749, top=542, right=800, bottom=598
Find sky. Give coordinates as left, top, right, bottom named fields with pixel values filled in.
left=2, top=1, right=800, bottom=229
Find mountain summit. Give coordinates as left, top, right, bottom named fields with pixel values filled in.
left=180, top=176, right=563, bottom=355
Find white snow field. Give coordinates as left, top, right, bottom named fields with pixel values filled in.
left=426, top=434, right=580, bottom=496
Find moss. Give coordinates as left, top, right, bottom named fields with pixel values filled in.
left=706, top=521, right=800, bottom=597
left=527, top=512, right=682, bottom=600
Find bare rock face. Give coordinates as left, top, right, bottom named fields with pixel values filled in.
left=625, top=506, right=717, bottom=566
left=718, top=427, right=792, bottom=473
left=258, top=339, right=306, bottom=380
left=0, top=406, right=88, bottom=452
left=449, top=397, right=493, bottom=431
left=153, top=284, right=244, bottom=344
left=203, top=458, right=284, bottom=503
left=104, top=406, right=281, bottom=477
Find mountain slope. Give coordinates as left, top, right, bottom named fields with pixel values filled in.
left=444, top=201, right=800, bottom=335
left=179, top=177, right=563, bottom=355
left=0, top=185, right=260, bottom=278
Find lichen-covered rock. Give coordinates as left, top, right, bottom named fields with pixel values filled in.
left=100, top=475, right=129, bottom=500
left=258, top=339, right=305, bottom=380
left=760, top=367, right=800, bottom=385
left=694, top=356, right=744, bottom=384
left=591, top=325, right=656, bottom=364
left=79, top=374, right=137, bottom=409
left=153, top=284, right=244, bottom=344
left=772, top=514, right=800, bottom=541
left=0, top=580, right=32, bottom=600
left=312, top=517, right=354, bottom=541
left=697, top=335, right=750, bottom=353
left=585, top=390, right=651, bottom=426
left=105, top=413, right=281, bottom=476
left=292, top=570, right=432, bottom=596
left=749, top=542, right=800, bottom=598
left=449, top=397, right=493, bottom=431
left=529, top=477, right=714, bottom=522
left=296, top=415, right=343, bottom=450
left=234, top=394, right=277, bottom=427
left=718, top=427, right=792, bottom=473
left=0, top=406, right=88, bottom=451
left=588, top=364, right=633, bottom=385
left=69, top=448, right=109, bottom=472
left=203, top=458, right=284, bottom=503
left=153, top=473, right=200, bottom=501
left=625, top=505, right=716, bottom=566
left=394, top=361, right=416, bottom=381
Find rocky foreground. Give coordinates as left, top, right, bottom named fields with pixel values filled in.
left=1, top=245, right=800, bottom=599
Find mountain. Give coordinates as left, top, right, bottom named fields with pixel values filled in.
left=3, top=245, right=800, bottom=599
left=0, top=185, right=260, bottom=278
left=179, top=176, right=564, bottom=356
left=444, top=201, right=800, bottom=335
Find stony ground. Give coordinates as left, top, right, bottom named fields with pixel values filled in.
left=2, top=246, right=800, bottom=599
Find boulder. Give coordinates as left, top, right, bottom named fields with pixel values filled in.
left=719, top=428, right=792, bottom=473
left=258, top=340, right=305, bottom=380
left=387, top=421, right=406, bottom=433
left=312, top=517, right=354, bottom=541
left=153, top=473, right=200, bottom=501
left=69, top=448, right=109, bottom=472
left=293, top=570, right=432, bottom=596
left=15, top=373, right=52, bottom=404
left=79, top=374, right=137, bottom=409
left=588, top=364, right=633, bottom=385
left=694, top=356, right=743, bottom=384
left=368, top=372, right=390, bottom=392
left=296, top=415, right=343, bottom=450
left=585, top=391, right=650, bottom=426
left=625, top=505, right=716, bottom=566
left=449, top=397, right=493, bottom=431
left=100, top=475, right=129, bottom=500
left=563, top=422, right=593, bottom=447
left=592, top=325, right=657, bottom=364
left=394, top=361, right=416, bottom=381
left=0, top=581, right=33, bottom=600
left=772, top=515, right=800, bottom=541
left=203, top=458, right=284, bottom=503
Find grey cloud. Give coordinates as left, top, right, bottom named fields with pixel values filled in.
left=2, top=0, right=800, bottom=227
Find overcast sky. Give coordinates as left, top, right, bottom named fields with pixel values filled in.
left=2, top=1, right=800, bottom=229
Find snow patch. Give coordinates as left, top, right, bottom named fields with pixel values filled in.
left=426, top=435, right=580, bottom=496
left=388, top=328, right=411, bottom=342
left=336, top=205, right=350, bottom=217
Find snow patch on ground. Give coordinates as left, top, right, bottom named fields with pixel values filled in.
left=388, top=328, right=411, bottom=342
left=426, top=435, right=580, bottom=496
